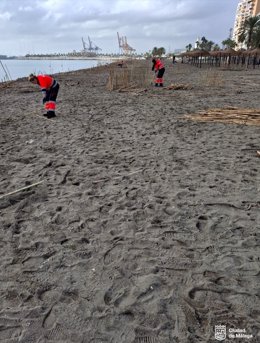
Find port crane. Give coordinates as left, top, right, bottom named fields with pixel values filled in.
left=81, top=36, right=102, bottom=53
left=117, top=32, right=136, bottom=55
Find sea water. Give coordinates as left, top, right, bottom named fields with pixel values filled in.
left=0, top=59, right=111, bottom=82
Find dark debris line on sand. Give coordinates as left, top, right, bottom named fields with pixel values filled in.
left=0, top=62, right=260, bottom=342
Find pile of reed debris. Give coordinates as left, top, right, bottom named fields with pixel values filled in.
left=185, top=107, right=260, bottom=126
left=166, top=83, right=192, bottom=90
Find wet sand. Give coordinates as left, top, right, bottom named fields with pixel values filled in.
left=0, top=61, right=260, bottom=342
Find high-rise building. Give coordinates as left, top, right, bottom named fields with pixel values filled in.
left=232, top=0, right=260, bottom=48
left=252, top=0, right=260, bottom=15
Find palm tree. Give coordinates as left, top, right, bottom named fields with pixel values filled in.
left=157, top=47, right=166, bottom=56
left=252, top=25, right=260, bottom=48
left=186, top=43, right=192, bottom=51
left=198, top=36, right=215, bottom=51
left=152, top=47, right=166, bottom=56
left=222, top=38, right=236, bottom=49
left=152, top=47, right=158, bottom=56
left=238, top=15, right=260, bottom=49
left=212, top=44, right=221, bottom=51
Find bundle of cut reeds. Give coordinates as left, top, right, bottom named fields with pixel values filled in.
left=184, top=107, right=260, bottom=126
left=106, top=61, right=152, bottom=91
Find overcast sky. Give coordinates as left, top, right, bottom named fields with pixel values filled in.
left=0, top=0, right=239, bottom=56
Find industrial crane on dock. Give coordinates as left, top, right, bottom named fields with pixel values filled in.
left=81, top=36, right=102, bottom=54
left=117, top=32, right=136, bottom=55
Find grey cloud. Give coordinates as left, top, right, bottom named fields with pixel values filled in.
left=0, top=0, right=239, bottom=55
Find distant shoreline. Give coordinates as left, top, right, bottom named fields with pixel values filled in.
left=0, top=58, right=115, bottom=82
left=3, top=56, right=137, bottom=61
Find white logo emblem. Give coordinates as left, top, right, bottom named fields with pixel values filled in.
left=215, top=325, right=226, bottom=341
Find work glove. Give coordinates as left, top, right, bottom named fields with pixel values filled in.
left=42, top=97, right=47, bottom=104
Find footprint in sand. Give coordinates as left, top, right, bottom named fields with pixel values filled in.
left=195, top=215, right=208, bottom=230
left=103, top=243, right=124, bottom=265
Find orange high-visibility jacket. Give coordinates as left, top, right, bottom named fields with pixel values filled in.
left=37, top=75, right=57, bottom=93
left=153, top=59, right=164, bottom=72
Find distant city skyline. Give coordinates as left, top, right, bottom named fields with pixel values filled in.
left=0, top=0, right=239, bottom=56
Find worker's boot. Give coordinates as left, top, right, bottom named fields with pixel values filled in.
left=46, top=111, right=56, bottom=118
left=158, top=78, right=163, bottom=87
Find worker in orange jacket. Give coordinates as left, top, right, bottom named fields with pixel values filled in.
left=28, top=74, right=59, bottom=118
left=152, top=58, right=165, bottom=87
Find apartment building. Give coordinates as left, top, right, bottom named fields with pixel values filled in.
left=233, top=0, right=260, bottom=47
left=252, top=0, right=260, bottom=15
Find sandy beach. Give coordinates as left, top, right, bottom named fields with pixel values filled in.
left=0, top=61, right=260, bottom=342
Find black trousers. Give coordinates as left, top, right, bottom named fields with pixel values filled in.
left=157, top=68, right=165, bottom=78
left=46, top=83, right=59, bottom=102
left=45, top=83, right=59, bottom=113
